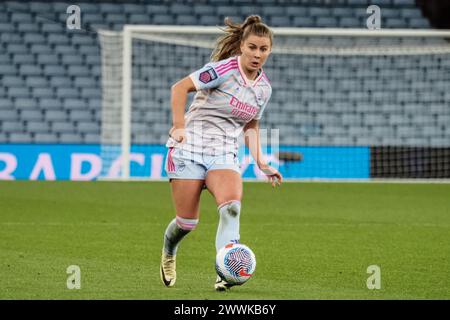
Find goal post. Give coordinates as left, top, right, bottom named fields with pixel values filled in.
left=98, top=26, right=450, bottom=180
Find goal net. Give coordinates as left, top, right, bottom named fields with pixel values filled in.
left=98, top=26, right=450, bottom=180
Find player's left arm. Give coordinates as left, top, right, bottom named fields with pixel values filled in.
left=244, top=119, right=282, bottom=187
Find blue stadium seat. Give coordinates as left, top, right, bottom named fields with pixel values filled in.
left=0, top=110, right=18, bottom=121
left=40, top=23, right=65, bottom=36
left=9, top=132, right=32, bottom=143
left=128, top=14, right=152, bottom=24
left=1, top=76, right=24, bottom=87
left=74, top=77, right=97, bottom=88
left=217, top=5, right=239, bottom=16
left=37, top=53, right=60, bottom=65
left=7, top=43, right=28, bottom=54
left=34, top=132, right=58, bottom=143
left=20, top=109, right=43, bottom=121
left=32, top=88, right=54, bottom=99
left=61, top=54, right=84, bottom=65
left=56, top=88, right=79, bottom=98
left=83, top=133, right=99, bottom=144
left=0, top=23, right=15, bottom=32
left=10, top=12, right=33, bottom=23
left=1, top=120, right=25, bottom=133
left=105, top=13, right=127, bottom=24
left=123, top=4, right=145, bottom=14
left=76, top=3, right=100, bottom=13
left=7, top=87, right=30, bottom=98
left=83, top=13, right=104, bottom=24
left=30, top=44, right=52, bottom=54
left=49, top=76, right=72, bottom=88
left=39, top=98, right=61, bottom=110
left=145, top=4, right=169, bottom=15
left=176, top=15, right=198, bottom=25
left=17, top=23, right=38, bottom=33
left=26, top=120, right=50, bottom=133
left=70, top=110, right=93, bottom=122
left=67, top=65, right=90, bottom=77
left=0, top=64, right=17, bottom=75
left=47, top=33, right=70, bottom=45
left=63, top=98, right=85, bottom=110
left=44, top=65, right=66, bottom=76
left=52, top=121, right=75, bottom=133
left=45, top=110, right=67, bottom=122
left=15, top=98, right=36, bottom=109
left=409, top=18, right=430, bottom=28
left=152, top=14, right=175, bottom=25
left=13, top=53, right=35, bottom=64
left=77, top=122, right=99, bottom=133
left=393, top=0, right=416, bottom=6
left=19, top=64, right=42, bottom=76
left=99, top=3, right=124, bottom=13
left=316, top=17, right=339, bottom=27
left=53, top=44, right=76, bottom=54
left=239, top=6, right=263, bottom=16
left=170, top=3, right=193, bottom=15
left=87, top=98, right=101, bottom=110
left=71, top=34, right=96, bottom=46
left=292, top=16, right=314, bottom=27
left=80, top=88, right=99, bottom=99
left=59, top=133, right=83, bottom=143
left=193, top=4, right=215, bottom=15
left=1, top=33, right=22, bottom=44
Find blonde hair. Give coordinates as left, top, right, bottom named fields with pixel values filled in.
left=210, top=15, right=273, bottom=62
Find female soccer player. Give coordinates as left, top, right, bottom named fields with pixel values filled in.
left=160, top=15, right=282, bottom=291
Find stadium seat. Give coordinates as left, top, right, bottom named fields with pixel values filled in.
left=20, top=109, right=43, bottom=121
left=7, top=87, right=30, bottom=98
left=70, top=110, right=93, bottom=122
left=83, top=133, right=99, bottom=144
left=52, top=121, right=76, bottom=133
left=45, top=110, right=67, bottom=122
left=0, top=110, right=19, bottom=121
left=43, top=65, right=66, bottom=76
left=59, top=133, right=83, bottom=143
left=39, top=98, right=61, bottom=110
left=1, top=120, right=25, bottom=133
left=63, top=99, right=86, bottom=110
left=26, top=120, right=50, bottom=133
left=15, top=98, right=37, bottom=110
left=34, top=132, right=58, bottom=143
left=9, top=132, right=32, bottom=143
left=32, top=88, right=54, bottom=99
left=193, top=5, right=216, bottom=15
left=40, top=22, right=65, bottom=33
left=56, top=88, right=79, bottom=99
left=1, top=76, right=24, bottom=87
left=77, top=122, right=99, bottom=134
left=176, top=15, right=198, bottom=25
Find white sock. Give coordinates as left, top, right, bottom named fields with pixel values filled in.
left=215, top=200, right=241, bottom=252
left=163, top=216, right=198, bottom=256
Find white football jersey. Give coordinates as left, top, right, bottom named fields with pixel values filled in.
left=166, top=55, right=272, bottom=156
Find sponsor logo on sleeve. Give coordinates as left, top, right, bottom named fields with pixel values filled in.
left=199, top=67, right=218, bottom=84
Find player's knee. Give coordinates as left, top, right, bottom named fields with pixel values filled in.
left=175, top=215, right=199, bottom=231
left=218, top=200, right=241, bottom=217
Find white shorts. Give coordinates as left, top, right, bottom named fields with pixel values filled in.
left=165, top=147, right=241, bottom=180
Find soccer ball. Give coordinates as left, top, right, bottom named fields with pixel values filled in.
left=215, top=243, right=256, bottom=285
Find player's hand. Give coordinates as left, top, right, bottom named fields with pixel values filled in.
left=259, top=164, right=282, bottom=188
left=169, top=126, right=186, bottom=144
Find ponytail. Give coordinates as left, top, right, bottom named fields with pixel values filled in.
left=211, top=15, right=273, bottom=62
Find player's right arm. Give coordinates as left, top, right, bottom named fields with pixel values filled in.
left=169, top=76, right=196, bottom=143
left=169, top=58, right=234, bottom=143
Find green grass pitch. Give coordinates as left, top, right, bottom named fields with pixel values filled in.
left=0, top=181, right=449, bottom=299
